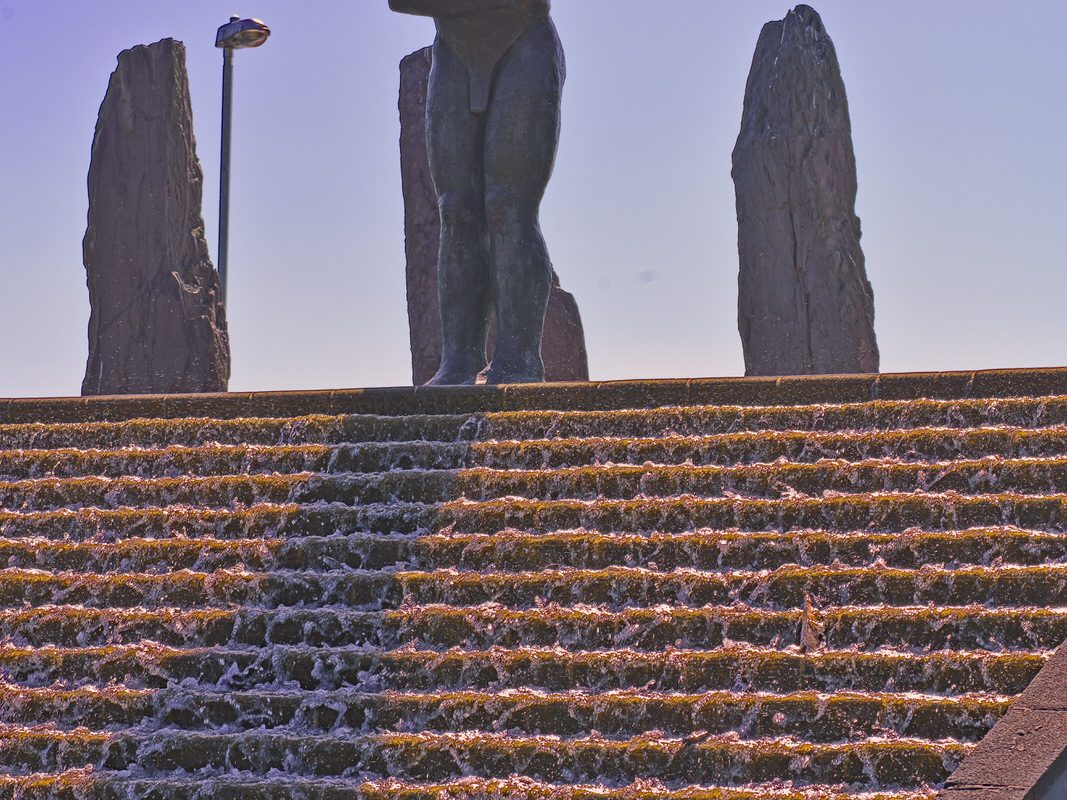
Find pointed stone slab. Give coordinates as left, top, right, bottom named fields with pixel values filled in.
left=733, top=5, right=878, bottom=377
left=399, top=46, right=589, bottom=386
left=82, top=39, right=229, bottom=396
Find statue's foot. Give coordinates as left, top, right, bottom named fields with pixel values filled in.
left=484, top=361, right=545, bottom=385
left=424, top=364, right=484, bottom=386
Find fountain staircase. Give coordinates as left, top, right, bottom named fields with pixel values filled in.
left=0, top=369, right=1065, bottom=799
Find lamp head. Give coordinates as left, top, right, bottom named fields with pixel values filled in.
left=216, top=17, right=271, bottom=49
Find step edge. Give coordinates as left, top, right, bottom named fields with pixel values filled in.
left=4, top=368, right=1066, bottom=424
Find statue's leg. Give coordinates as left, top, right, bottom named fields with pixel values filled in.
left=483, top=20, right=564, bottom=385
left=425, top=39, right=491, bottom=386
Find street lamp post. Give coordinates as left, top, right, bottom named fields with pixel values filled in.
left=215, top=15, right=270, bottom=305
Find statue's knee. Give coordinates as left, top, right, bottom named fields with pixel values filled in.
left=437, top=191, right=480, bottom=231
left=484, top=186, right=530, bottom=237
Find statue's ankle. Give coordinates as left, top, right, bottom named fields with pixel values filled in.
left=425, top=358, right=486, bottom=386
left=484, top=355, right=545, bottom=385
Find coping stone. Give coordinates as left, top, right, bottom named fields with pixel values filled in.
left=1, top=367, right=1065, bottom=424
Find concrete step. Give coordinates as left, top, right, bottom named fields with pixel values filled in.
left=1, top=604, right=1061, bottom=652
left=3, top=457, right=1067, bottom=511
left=0, top=527, right=1060, bottom=575
left=2, top=393, right=1065, bottom=453
left=0, top=775, right=941, bottom=800
left=1, top=494, right=1065, bottom=542
left=0, top=727, right=971, bottom=786
left=2, top=426, right=1066, bottom=480
left=0, top=686, right=1007, bottom=743
left=0, top=643, right=1045, bottom=695
left=0, top=563, right=1062, bottom=611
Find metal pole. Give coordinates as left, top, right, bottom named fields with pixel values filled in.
left=217, top=40, right=235, bottom=304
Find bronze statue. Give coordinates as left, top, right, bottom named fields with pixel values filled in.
left=390, top=0, right=564, bottom=384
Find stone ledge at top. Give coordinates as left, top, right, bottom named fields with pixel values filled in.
left=1, top=367, right=1065, bottom=424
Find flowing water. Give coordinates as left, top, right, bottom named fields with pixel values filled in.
left=0, top=394, right=1065, bottom=798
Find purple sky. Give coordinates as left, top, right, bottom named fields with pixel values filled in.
left=0, top=1, right=1064, bottom=396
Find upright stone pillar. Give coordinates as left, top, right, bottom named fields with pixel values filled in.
left=399, top=47, right=589, bottom=386
left=82, top=39, right=229, bottom=396
left=732, top=5, right=878, bottom=376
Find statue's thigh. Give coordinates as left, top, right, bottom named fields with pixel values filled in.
left=484, top=22, right=563, bottom=204
left=427, top=41, right=486, bottom=200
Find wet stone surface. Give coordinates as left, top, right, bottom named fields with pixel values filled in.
left=0, top=386, right=1065, bottom=797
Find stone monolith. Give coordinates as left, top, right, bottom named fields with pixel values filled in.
left=399, top=46, right=589, bottom=386
left=82, top=39, right=229, bottom=396
left=732, top=5, right=878, bottom=376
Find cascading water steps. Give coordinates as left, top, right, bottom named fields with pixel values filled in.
left=0, top=379, right=1064, bottom=799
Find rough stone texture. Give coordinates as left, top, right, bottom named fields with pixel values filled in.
left=940, top=641, right=1067, bottom=799
left=732, top=4, right=878, bottom=377
left=82, top=39, right=229, bottom=396
left=399, top=48, right=442, bottom=387
left=399, top=46, right=588, bottom=386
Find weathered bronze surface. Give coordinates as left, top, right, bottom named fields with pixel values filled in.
left=390, top=0, right=563, bottom=385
